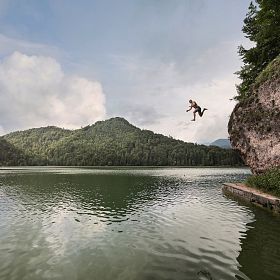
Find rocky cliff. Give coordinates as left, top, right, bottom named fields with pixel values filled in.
left=229, top=56, right=280, bottom=174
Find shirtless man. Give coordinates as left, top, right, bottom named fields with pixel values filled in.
left=186, top=99, right=208, bottom=121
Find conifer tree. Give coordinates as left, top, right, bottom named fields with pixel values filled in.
left=236, top=0, right=280, bottom=100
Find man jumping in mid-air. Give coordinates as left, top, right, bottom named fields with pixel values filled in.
left=186, top=99, right=208, bottom=121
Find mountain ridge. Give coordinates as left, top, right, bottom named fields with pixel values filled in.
left=1, top=117, right=243, bottom=166
left=210, top=139, right=231, bottom=149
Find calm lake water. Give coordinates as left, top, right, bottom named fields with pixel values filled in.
left=0, top=167, right=280, bottom=280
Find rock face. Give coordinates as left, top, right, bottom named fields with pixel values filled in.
left=228, top=62, right=280, bottom=174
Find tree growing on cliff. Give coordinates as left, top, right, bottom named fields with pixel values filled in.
left=236, top=0, right=280, bottom=100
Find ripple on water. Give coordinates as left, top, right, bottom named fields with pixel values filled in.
left=0, top=167, right=278, bottom=280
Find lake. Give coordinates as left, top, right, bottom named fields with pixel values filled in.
left=0, top=167, right=280, bottom=280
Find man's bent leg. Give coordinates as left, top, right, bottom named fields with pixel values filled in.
left=201, top=108, right=208, bottom=116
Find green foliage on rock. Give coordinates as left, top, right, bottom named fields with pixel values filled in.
left=246, top=168, right=280, bottom=196
left=236, top=0, right=280, bottom=100
left=2, top=117, right=243, bottom=166
left=254, top=54, right=280, bottom=87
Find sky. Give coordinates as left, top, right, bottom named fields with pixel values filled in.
left=0, top=0, right=251, bottom=143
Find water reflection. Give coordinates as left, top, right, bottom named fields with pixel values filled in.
left=0, top=172, right=186, bottom=220
left=1, top=167, right=277, bottom=280
left=237, top=203, right=280, bottom=280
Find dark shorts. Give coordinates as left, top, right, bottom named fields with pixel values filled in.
left=194, top=106, right=201, bottom=114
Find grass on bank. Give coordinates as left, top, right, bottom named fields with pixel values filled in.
left=246, top=168, right=280, bottom=197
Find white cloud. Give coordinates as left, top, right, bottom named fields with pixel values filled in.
left=0, top=52, right=106, bottom=134
left=138, top=74, right=238, bottom=144
left=0, top=125, right=5, bottom=135
left=109, top=40, right=241, bottom=143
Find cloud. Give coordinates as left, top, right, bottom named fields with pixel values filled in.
left=138, top=73, right=238, bottom=144
left=0, top=125, right=5, bottom=135
left=108, top=40, right=241, bottom=142
left=0, top=0, right=251, bottom=144
left=0, top=34, right=61, bottom=59
left=114, top=103, right=165, bottom=125
left=0, top=52, right=106, bottom=134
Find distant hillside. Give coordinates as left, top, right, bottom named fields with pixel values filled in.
left=2, top=117, right=243, bottom=166
left=0, top=138, right=29, bottom=166
left=210, top=139, right=231, bottom=149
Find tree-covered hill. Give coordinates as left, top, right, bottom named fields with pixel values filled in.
left=2, top=117, right=243, bottom=166
left=3, top=126, right=72, bottom=165
left=0, top=138, right=30, bottom=166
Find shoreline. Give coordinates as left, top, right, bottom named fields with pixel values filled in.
left=223, top=183, right=280, bottom=213
left=0, top=165, right=248, bottom=169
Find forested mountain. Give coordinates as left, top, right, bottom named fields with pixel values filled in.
left=1, top=117, right=243, bottom=166
left=0, top=138, right=29, bottom=166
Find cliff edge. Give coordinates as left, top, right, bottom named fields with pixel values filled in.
left=229, top=56, right=280, bottom=174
